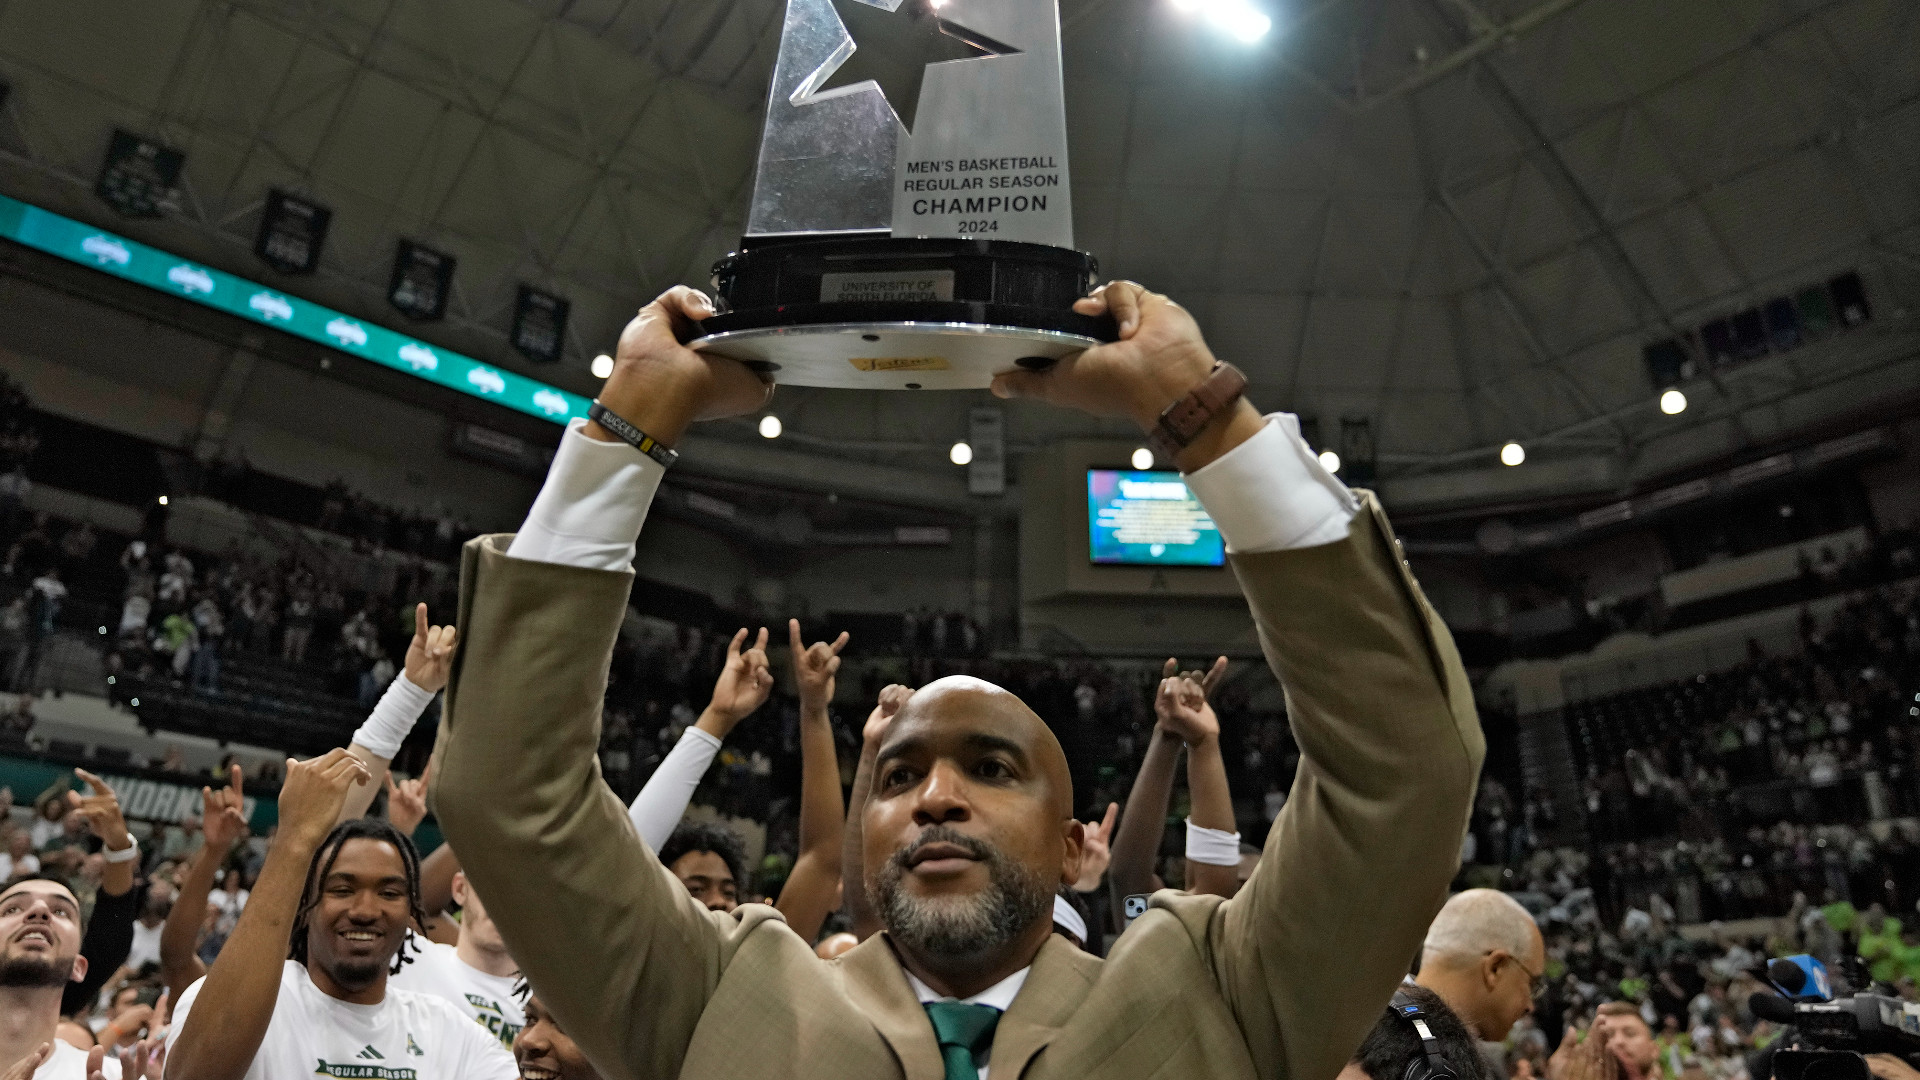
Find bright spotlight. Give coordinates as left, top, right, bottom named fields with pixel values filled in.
left=950, top=442, right=974, bottom=466
left=1131, top=447, right=1154, bottom=470
left=591, top=353, right=614, bottom=379
left=158, top=495, right=170, bottom=506
left=1660, top=389, right=1687, bottom=415
left=1318, top=450, right=1341, bottom=473
left=1500, top=442, right=1526, bottom=467
left=758, top=415, right=782, bottom=439
left=1214, top=4, right=1272, bottom=41
left=1176, top=0, right=1272, bottom=42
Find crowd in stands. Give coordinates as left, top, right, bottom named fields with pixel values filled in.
left=4, top=366, right=1920, bottom=1080
left=308, top=480, right=473, bottom=564
left=1565, top=581, right=1920, bottom=848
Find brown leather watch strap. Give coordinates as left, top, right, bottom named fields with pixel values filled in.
left=1149, top=362, right=1247, bottom=461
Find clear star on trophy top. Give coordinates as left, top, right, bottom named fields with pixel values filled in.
left=684, top=0, right=1115, bottom=391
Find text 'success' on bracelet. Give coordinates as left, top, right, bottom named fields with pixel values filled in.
left=588, top=401, right=681, bottom=469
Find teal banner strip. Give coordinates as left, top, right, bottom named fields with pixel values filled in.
left=0, top=193, right=590, bottom=428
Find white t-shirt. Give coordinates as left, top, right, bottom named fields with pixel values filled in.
left=167, top=961, right=516, bottom=1080
left=42, top=1040, right=118, bottom=1080
left=126, top=920, right=163, bottom=973
left=387, top=936, right=524, bottom=1051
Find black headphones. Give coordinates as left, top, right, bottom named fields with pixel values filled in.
left=1391, top=990, right=1460, bottom=1080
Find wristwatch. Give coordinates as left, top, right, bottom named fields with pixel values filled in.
left=1148, top=362, right=1248, bottom=462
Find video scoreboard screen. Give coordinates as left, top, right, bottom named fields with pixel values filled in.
left=1086, top=469, right=1224, bottom=567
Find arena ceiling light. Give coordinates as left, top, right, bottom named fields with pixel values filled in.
left=1660, top=389, right=1688, bottom=415
left=1318, top=450, right=1341, bottom=473
left=1130, top=447, right=1153, bottom=470
left=759, top=415, right=783, bottom=439
left=1500, top=442, right=1526, bottom=467
left=590, top=354, right=614, bottom=379
left=1171, top=0, right=1273, bottom=43
left=950, top=441, right=974, bottom=465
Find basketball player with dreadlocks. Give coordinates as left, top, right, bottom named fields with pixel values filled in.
left=163, top=748, right=514, bottom=1080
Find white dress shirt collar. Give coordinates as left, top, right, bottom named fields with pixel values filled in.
left=904, top=965, right=1029, bottom=1012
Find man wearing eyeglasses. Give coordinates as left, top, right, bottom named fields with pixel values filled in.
left=1415, top=889, right=1548, bottom=1052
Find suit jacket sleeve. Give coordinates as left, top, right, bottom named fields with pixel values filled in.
left=1208, top=491, right=1485, bottom=1080
left=428, top=535, right=737, bottom=1080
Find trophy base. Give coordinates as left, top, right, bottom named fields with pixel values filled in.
left=687, top=235, right=1117, bottom=390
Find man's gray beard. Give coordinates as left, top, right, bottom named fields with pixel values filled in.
left=0, top=953, right=74, bottom=989
left=874, top=826, right=1052, bottom=960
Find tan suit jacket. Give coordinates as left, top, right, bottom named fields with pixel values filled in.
left=429, top=490, right=1484, bottom=1080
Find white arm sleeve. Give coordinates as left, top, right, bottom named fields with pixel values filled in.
left=628, top=727, right=723, bottom=852
left=348, top=672, right=436, bottom=759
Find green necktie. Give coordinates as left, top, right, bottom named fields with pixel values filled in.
left=924, top=1000, right=1001, bottom=1080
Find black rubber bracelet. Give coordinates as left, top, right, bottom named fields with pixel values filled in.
left=587, top=401, right=680, bottom=469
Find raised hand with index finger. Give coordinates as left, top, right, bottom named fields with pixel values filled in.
left=1155, top=656, right=1227, bottom=747
left=1074, top=802, right=1119, bottom=891
left=200, top=763, right=249, bottom=851
left=402, top=603, right=458, bottom=694
left=384, top=763, right=431, bottom=838
left=68, top=768, right=133, bottom=852
left=789, top=619, right=850, bottom=716
left=700, top=627, right=775, bottom=737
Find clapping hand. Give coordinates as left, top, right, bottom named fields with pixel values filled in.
left=789, top=620, right=850, bottom=716
left=402, top=604, right=457, bottom=694
left=1547, top=1019, right=1623, bottom=1080
left=1073, top=802, right=1118, bottom=891
left=2, top=1043, right=50, bottom=1080
left=1154, top=656, right=1227, bottom=747
left=89, top=1036, right=165, bottom=1080
left=703, top=628, right=775, bottom=735
left=385, top=763, right=431, bottom=837
left=200, top=764, right=249, bottom=851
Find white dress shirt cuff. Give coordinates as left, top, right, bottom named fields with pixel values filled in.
left=506, top=417, right=665, bottom=571
left=1183, top=413, right=1359, bottom=554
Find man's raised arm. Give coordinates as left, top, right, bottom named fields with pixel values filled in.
left=992, top=282, right=1483, bottom=1080
left=428, top=287, right=772, bottom=1080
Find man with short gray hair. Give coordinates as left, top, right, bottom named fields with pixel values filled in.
left=1416, top=888, right=1547, bottom=1044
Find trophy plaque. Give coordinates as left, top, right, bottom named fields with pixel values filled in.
left=686, top=0, right=1116, bottom=390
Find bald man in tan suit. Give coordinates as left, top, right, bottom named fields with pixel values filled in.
left=430, top=281, right=1485, bottom=1080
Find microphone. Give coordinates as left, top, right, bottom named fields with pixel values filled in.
left=1769, top=959, right=1808, bottom=995
left=1749, top=991, right=1799, bottom=1025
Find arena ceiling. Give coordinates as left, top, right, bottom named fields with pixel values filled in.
left=0, top=0, right=1916, bottom=512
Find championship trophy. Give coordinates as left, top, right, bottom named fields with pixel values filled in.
left=685, top=0, right=1117, bottom=390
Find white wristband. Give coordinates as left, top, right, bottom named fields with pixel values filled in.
left=1185, top=819, right=1242, bottom=866
left=102, top=837, right=140, bottom=864
left=350, top=673, right=437, bottom=759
